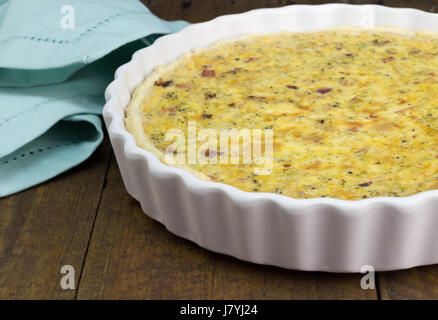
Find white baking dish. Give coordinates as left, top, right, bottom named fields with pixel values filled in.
left=103, top=4, right=438, bottom=272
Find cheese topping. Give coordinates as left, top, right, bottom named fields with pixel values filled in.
left=126, top=28, right=438, bottom=200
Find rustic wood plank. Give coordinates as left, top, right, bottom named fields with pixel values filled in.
left=76, top=156, right=217, bottom=299
left=0, top=138, right=111, bottom=299
left=215, top=0, right=249, bottom=16
left=210, top=255, right=377, bottom=299
left=381, top=0, right=437, bottom=12
left=77, top=156, right=377, bottom=299
left=379, top=265, right=438, bottom=300
left=166, top=0, right=218, bottom=22
left=144, top=0, right=438, bottom=21
left=263, top=0, right=311, bottom=8
left=144, top=0, right=173, bottom=18
left=263, top=0, right=383, bottom=7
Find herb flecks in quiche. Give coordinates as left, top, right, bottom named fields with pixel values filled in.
left=126, top=27, right=438, bottom=200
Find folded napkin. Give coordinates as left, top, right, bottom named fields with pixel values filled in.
left=0, top=0, right=188, bottom=197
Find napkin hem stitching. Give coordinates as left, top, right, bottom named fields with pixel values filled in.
left=0, top=94, right=102, bottom=128
left=0, top=11, right=146, bottom=45
left=1, top=140, right=80, bottom=165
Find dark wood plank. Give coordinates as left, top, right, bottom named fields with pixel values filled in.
left=166, top=0, right=218, bottom=22
left=382, top=0, right=437, bottom=12
left=144, top=0, right=438, bottom=21
left=144, top=0, right=173, bottom=18
left=379, top=265, right=438, bottom=300
left=210, top=256, right=377, bottom=299
left=0, top=138, right=111, bottom=299
left=76, top=156, right=216, bottom=299
left=215, top=0, right=250, bottom=16
left=77, top=156, right=377, bottom=299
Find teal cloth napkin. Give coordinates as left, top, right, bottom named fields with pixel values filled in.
left=0, top=0, right=188, bottom=197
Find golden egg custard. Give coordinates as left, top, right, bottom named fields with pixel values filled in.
left=126, top=27, right=438, bottom=200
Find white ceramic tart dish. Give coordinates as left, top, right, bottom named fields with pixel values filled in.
left=103, top=4, right=438, bottom=272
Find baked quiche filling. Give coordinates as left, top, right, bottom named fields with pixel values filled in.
left=126, top=28, right=438, bottom=200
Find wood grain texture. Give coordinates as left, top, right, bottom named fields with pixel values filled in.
left=144, top=0, right=387, bottom=23
left=1, top=0, right=437, bottom=300
left=208, top=255, right=376, bottom=299
left=77, top=157, right=377, bottom=299
left=216, top=0, right=250, bottom=16
left=146, top=0, right=173, bottom=18
left=382, top=0, right=437, bottom=12
left=76, top=157, right=216, bottom=299
left=167, top=0, right=218, bottom=22
left=0, top=138, right=111, bottom=299
left=379, top=265, right=438, bottom=299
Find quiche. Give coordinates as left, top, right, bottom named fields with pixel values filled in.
left=125, top=27, right=438, bottom=200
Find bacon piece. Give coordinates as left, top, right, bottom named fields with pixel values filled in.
left=201, top=69, right=216, bottom=77
left=157, top=106, right=177, bottom=116
left=154, top=79, right=173, bottom=87
left=287, top=85, right=298, bottom=90
left=202, top=114, right=213, bottom=119
left=245, top=57, right=259, bottom=63
left=358, top=181, right=373, bottom=187
left=316, top=88, right=332, bottom=94
left=205, top=93, right=216, bottom=99
left=382, top=56, right=394, bottom=63
left=176, top=83, right=193, bottom=89
left=167, top=107, right=177, bottom=115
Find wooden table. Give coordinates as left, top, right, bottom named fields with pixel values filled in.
left=1, top=0, right=437, bottom=300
